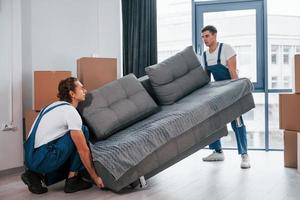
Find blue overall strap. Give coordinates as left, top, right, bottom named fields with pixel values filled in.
left=217, top=43, right=223, bottom=64
left=203, top=51, right=208, bottom=68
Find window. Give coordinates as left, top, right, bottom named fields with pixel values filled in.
left=296, top=46, right=300, bottom=54
left=268, top=93, right=283, bottom=149
left=271, top=45, right=278, bottom=65
left=193, top=0, right=299, bottom=150
left=283, top=54, right=289, bottom=64
left=233, top=45, right=252, bottom=79
left=271, top=76, right=278, bottom=89
left=222, top=93, right=265, bottom=149
left=234, top=45, right=252, bottom=66
left=157, top=0, right=192, bottom=62
left=283, top=76, right=290, bottom=88
left=283, top=45, right=291, bottom=64
left=283, top=46, right=291, bottom=53
left=268, top=0, right=299, bottom=149
left=271, top=54, right=277, bottom=64
left=271, top=82, right=278, bottom=88
left=201, top=8, right=258, bottom=84
left=271, top=76, right=278, bottom=81
left=271, top=45, right=278, bottom=52
left=243, top=110, right=254, bottom=121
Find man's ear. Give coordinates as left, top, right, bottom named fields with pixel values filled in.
left=69, top=90, right=75, bottom=99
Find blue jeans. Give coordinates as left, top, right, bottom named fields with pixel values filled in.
left=209, top=116, right=247, bottom=155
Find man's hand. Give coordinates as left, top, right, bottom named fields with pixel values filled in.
left=92, top=176, right=105, bottom=188
left=70, top=130, right=104, bottom=189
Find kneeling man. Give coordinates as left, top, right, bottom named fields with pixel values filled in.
left=22, top=77, right=104, bottom=194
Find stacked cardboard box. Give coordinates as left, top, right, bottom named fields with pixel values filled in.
left=295, top=55, right=300, bottom=93
left=24, top=71, right=71, bottom=139
left=77, top=57, right=117, bottom=91
left=24, top=58, right=116, bottom=139
left=279, top=54, right=300, bottom=168
left=34, top=71, right=72, bottom=111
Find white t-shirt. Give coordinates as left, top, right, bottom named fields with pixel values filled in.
left=200, top=43, right=236, bottom=68
left=28, top=101, right=83, bottom=148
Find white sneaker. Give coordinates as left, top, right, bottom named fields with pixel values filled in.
left=241, top=154, right=251, bottom=169
left=202, top=151, right=225, bottom=161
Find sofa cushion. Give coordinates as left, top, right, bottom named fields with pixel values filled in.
left=78, top=74, right=159, bottom=141
left=145, top=46, right=210, bottom=105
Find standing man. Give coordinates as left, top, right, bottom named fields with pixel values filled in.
left=200, top=25, right=250, bottom=169
left=21, top=77, right=104, bottom=194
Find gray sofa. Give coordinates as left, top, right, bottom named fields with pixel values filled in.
left=78, top=46, right=255, bottom=192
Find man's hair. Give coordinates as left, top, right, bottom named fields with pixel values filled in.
left=57, top=77, right=78, bottom=103
left=201, top=25, right=217, bottom=34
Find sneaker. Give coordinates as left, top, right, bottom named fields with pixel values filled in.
left=21, top=170, right=48, bottom=194
left=64, top=175, right=93, bottom=193
left=202, top=151, right=225, bottom=161
left=241, top=154, right=251, bottom=169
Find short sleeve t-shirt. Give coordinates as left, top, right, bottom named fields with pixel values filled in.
left=200, top=43, right=236, bottom=68
left=28, top=101, right=83, bottom=148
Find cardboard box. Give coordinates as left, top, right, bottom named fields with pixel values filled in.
left=77, top=57, right=117, bottom=91
left=297, top=133, right=300, bottom=173
left=24, top=110, right=39, bottom=139
left=279, top=94, right=300, bottom=132
left=34, top=71, right=71, bottom=111
left=295, top=54, right=300, bottom=93
left=284, top=130, right=297, bottom=168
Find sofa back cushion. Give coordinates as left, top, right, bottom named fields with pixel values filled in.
left=78, top=74, right=159, bottom=141
left=145, top=46, right=210, bottom=105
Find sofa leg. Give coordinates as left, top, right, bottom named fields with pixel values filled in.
left=139, top=176, right=147, bottom=188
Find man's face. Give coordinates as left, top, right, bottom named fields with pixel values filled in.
left=70, top=81, right=87, bottom=102
left=201, top=31, right=217, bottom=47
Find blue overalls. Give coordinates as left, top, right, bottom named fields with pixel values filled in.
left=203, top=43, right=248, bottom=155
left=24, top=102, right=90, bottom=185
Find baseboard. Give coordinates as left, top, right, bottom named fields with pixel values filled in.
left=0, top=166, right=24, bottom=177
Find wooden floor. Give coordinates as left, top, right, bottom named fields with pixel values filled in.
left=1, top=150, right=299, bottom=200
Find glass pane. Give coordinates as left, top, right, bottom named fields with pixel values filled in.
left=203, top=9, right=257, bottom=82
left=268, top=0, right=299, bottom=16
left=221, top=93, right=265, bottom=149
left=283, top=45, right=291, bottom=53
left=271, top=45, right=278, bottom=52
left=271, top=54, right=277, bottom=64
left=157, top=0, right=192, bottom=62
left=268, top=0, right=300, bottom=90
left=269, top=93, right=283, bottom=149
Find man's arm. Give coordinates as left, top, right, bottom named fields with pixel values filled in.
left=70, top=130, right=104, bottom=188
left=227, top=55, right=238, bottom=80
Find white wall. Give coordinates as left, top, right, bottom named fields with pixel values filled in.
left=0, top=0, right=24, bottom=171
left=0, top=0, right=122, bottom=171
left=22, top=0, right=33, bottom=115
left=23, top=0, right=122, bottom=111
left=98, top=0, right=122, bottom=76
